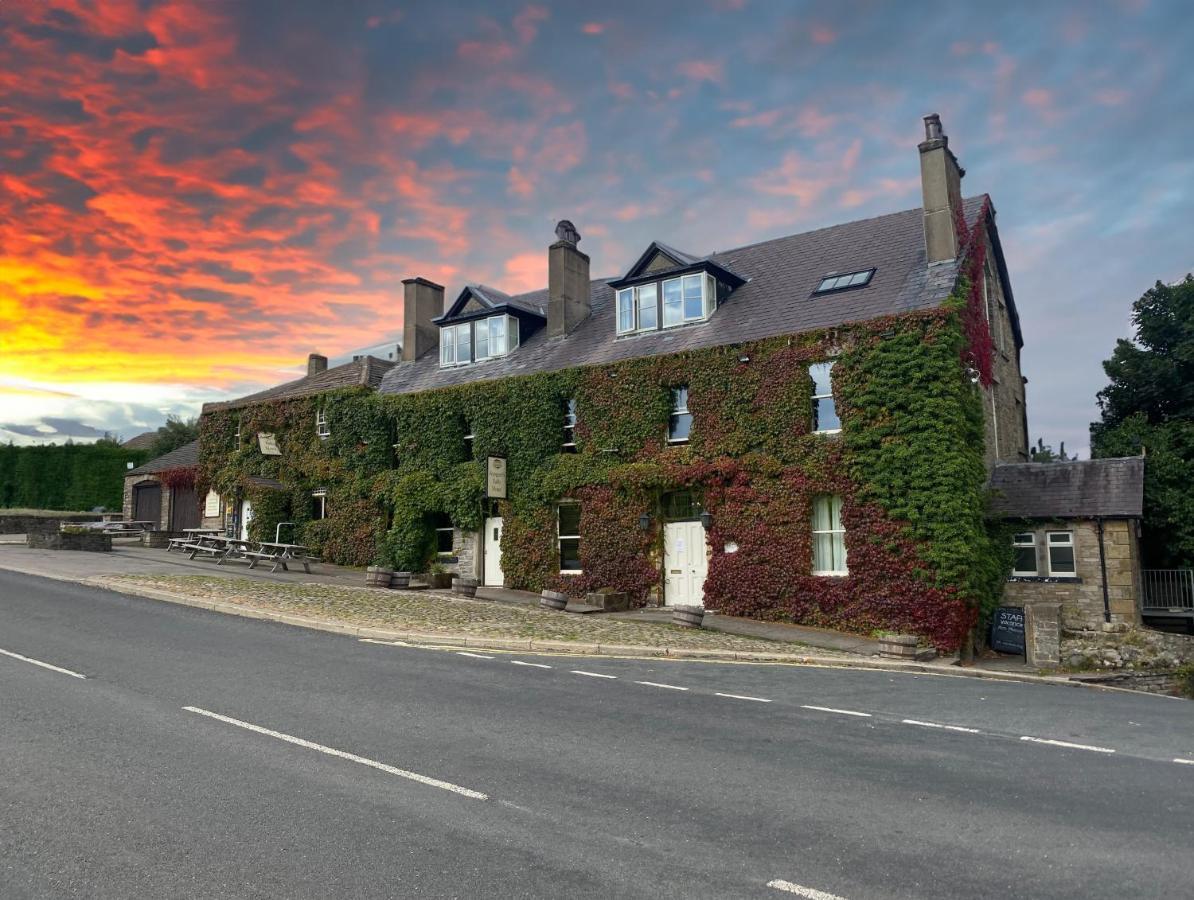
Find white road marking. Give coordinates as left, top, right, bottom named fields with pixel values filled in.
left=801, top=705, right=871, bottom=718
left=1173, top=758, right=1194, bottom=766
left=0, top=647, right=86, bottom=679
left=182, top=706, right=488, bottom=800
left=902, top=718, right=981, bottom=734
left=571, top=670, right=617, bottom=679
left=767, top=878, right=849, bottom=899
left=456, top=651, right=494, bottom=659
left=511, top=660, right=552, bottom=669
left=634, top=681, right=689, bottom=691
left=716, top=692, right=772, bottom=703
left=1019, top=736, right=1115, bottom=754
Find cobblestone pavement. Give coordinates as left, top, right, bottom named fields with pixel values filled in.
left=95, top=575, right=848, bottom=655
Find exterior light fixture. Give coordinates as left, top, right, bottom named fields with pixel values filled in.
left=638, top=512, right=652, bottom=531
left=738, top=354, right=750, bottom=364
left=699, top=510, right=713, bottom=529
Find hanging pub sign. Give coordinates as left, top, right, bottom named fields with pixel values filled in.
left=258, top=433, right=281, bottom=456
left=204, top=490, right=221, bottom=518
left=486, top=456, right=507, bottom=499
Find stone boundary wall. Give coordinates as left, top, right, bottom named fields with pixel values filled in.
left=0, top=513, right=101, bottom=534
left=26, top=530, right=112, bottom=552
left=1070, top=670, right=1181, bottom=695
left=1062, top=623, right=1194, bottom=672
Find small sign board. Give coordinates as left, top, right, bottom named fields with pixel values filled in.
left=258, top=433, right=281, bottom=456
left=990, top=606, right=1026, bottom=656
left=485, top=456, right=507, bottom=499
left=204, top=490, right=221, bottom=518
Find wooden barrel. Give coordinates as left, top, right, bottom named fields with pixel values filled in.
left=366, top=565, right=393, bottom=588
left=539, top=589, right=568, bottom=611
left=390, top=571, right=411, bottom=589
left=452, top=577, right=478, bottom=598
left=672, top=605, right=705, bottom=628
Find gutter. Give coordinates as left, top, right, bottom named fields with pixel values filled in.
left=1096, top=516, right=1111, bottom=623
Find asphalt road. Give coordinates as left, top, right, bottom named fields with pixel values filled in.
left=2, top=569, right=1194, bottom=899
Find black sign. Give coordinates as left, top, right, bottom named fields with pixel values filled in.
left=990, top=606, right=1026, bottom=656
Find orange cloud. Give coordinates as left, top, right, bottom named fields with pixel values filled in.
left=677, top=60, right=725, bottom=85
left=582, top=22, right=606, bottom=35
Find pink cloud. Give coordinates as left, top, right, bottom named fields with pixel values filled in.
left=677, top=60, right=724, bottom=85
left=810, top=25, right=837, bottom=45
left=457, top=39, right=517, bottom=65
left=513, top=5, right=550, bottom=44
left=582, top=22, right=605, bottom=35
left=503, top=251, right=546, bottom=293
left=1094, top=87, right=1130, bottom=106
left=608, top=81, right=634, bottom=100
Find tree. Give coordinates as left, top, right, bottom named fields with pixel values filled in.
left=1029, top=437, right=1075, bottom=462
left=149, top=415, right=199, bottom=458
left=1091, top=275, right=1194, bottom=567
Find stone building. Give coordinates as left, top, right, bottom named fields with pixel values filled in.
left=122, top=439, right=202, bottom=530
left=990, top=457, right=1146, bottom=630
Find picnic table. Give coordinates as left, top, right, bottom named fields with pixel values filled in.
left=167, top=527, right=222, bottom=552
left=100, top=520, right=155, bottom=535
left=249, top=542, right=318, bottom=574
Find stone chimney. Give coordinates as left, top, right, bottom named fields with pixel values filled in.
left=307, top=353, right=328, bottom=376
left=401, top=277, right=444, bottom=362
left=918, top=113, right=966, bottom=264
left=547, top=220, right=591, bottom=338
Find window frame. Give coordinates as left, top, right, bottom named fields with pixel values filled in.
left=435, top=524, right=455, bottom=556
left=1046, top=530, right=1076, bottom=576
left=811, top=495, right=848, bottom=576
left=813, top=268, right=875, bottom=295
left=1012, top=532, right=1038, bottom=576
left=617, top=273, right=717, bottom=336
left=557, top=501, right=582, bottom=574
left=667, top=386, right=692, bottom=444
left=442, top=315, right=518, bottom=367
left=809, top=361, right=840, bottom=435
left=562, top=398, right=578, bottom=451
left=312, top=488, right=328, bottom=521
left=315, top=409, right=331, bottom=440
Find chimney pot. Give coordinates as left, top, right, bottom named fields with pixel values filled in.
left=307, top=353, right=328, bottom=376
left=923, top=113, right=943, bottom=142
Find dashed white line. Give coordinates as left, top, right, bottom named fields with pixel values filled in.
left=511, top=660, right=552, bottom=669
left=1174, top=758, right=1194, bottom=766
left=767, top=878, right=849, bottom=899
left=634, top=681, right=689, bottom=691
left=1019, top=736, right=1115, bottom=754
left=715, top=692, right=772, bottom=703
left=456, top=651, right=494, bottom=660
left=182, top=706, right=488, bottom=800
left=801, top=705, right=871, bottom=718
left=902, top=718, right=981, bottom=734
left=0, top=647, right=86, bottom=679
left=571, top=670, right=617, bottom=679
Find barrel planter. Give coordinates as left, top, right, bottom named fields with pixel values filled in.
left=539, top=590, right=568, bottom=611
left=672, top=605, right=705, bottom=628
left=878, top=634, right=919, bottom=659
left=366, top=566, right=393, bottom=589
left=389, top=571, right=412, bottom=590
left=452, top=577, right=478, bottom=598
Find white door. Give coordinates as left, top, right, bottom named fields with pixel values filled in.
left=664, top=520, right=708, bottom=607
left=239, top=499, right=254, bottom=541
left=483, top=516, right=504, bottom=586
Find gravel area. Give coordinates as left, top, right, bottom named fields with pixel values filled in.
left=96, top=575, right=842, bottom=654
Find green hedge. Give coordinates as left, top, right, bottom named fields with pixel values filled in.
left=0, top=443, right=149, bottom=511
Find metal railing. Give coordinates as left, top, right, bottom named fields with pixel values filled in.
left=1141, top=569, right=1194, bottom=612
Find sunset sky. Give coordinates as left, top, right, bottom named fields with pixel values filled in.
left=1, top=0, right=1191, bottom=453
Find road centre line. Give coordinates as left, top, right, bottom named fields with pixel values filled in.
left=456, top=651, right=494, bottom=659
left=1020, top=736, right=1116, bottom=754
left=511, top=660, right=552, bottom=669
left=801, top=705, right=871, bottom=718
left=902, top=718, right=981, bottom=734
left=0, top=647, right=86, bottom=679
left=182, top=706, right=488, bottom=800
left=716, top=692, right=772, bottom=703
left=634, top=680, right=688, bottom=691
left=767, top=878, right=849, bottom=899
left=572, top=670, right=617, bottom=679
left=1175, top=758, right=1194, bottom=766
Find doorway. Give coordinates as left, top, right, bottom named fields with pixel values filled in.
left=484, top=516, right=504, bottom=586
left=664, top=519, right=708, bottom=607
left=132, top=482, right=161, bottom=526
left=170, top=487, right=200, bottom=531
left=239, top=498, right=254, bottom=541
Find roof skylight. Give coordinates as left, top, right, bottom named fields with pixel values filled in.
left=814, top=269, right=874, bottom=294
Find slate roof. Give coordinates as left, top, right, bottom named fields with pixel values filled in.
left=203, top=355, right=395, bottom=413
left=988, top=457, right=1145, bottom=519
left=126, top=440, right=200, bottom=476
left=121, top=431, right=158, bottom=450
left=379, top=196, right=998, bottom=397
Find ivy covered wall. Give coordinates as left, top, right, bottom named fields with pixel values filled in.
left=198, top=297, right=1005, bottom=651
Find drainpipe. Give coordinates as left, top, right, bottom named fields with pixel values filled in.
left=1096, top=517, right=1111, bottom=623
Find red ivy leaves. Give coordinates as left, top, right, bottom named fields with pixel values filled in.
left=955, top=197, right=995, bottom=388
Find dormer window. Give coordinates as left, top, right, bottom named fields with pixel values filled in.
left=617, top=274, right=717, bottom=336
left=814, top=269, right=874, bottom=294
left=440, top=315, right=519, bottom=368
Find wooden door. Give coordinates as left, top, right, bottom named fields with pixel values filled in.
left=170, top=487, right=201, bottom=530
left=133, top=482, right=162, bottom=526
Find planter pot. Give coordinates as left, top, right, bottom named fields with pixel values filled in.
left=585, top=589, right=630, bottom=612
left=672, top=605, right=705, bottom=628
left=366, top=565, right=393, bottom=588
left=427, top=572, right=453, bottom=589
left=540, top=590, right=568, bottom=611
left=878, top=634, right=919, bottom=659
left=452, top=577, right=478, bottom=598
left=389, top=571, right=412, bottom=590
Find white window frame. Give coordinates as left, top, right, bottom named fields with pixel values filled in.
left=435, top=524, right=455, bottom=556
left=618, top=274, right=716, bottom=336
left=663, top=273, right=709, bottom=328
left=315, top=409, right=330, bottom=440
left=812, top=495, right=848, bottom=576
left=1012, top=532, right=1038, bottom=576
left=668, top=386, right=692, bottom=444
left=563, top=398, right=577, bottom=450
left=810, top=362, right=840, bottom=435
left=558, top=501, right=582, bottom=574
left=1046, top=530, right=1075, bottom=576
left=312, top=488, right=328, bottom=520
left=442, top=316, right=518, bottom=367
